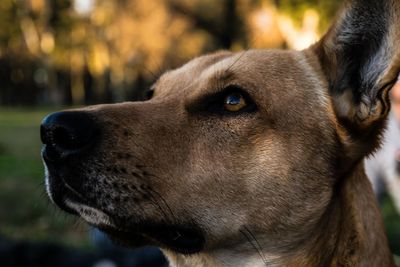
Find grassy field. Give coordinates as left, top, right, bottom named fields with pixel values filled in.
left=0, top=108, right=90, bottom=247
left=0, top=108, right=399, bottom=257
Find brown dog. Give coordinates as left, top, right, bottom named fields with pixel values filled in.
left=41, top=0, right=400, bottom=266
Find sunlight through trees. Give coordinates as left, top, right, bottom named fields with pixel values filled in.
left=0, top=0, right=342, bottom=106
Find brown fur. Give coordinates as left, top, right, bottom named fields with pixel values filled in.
left=42, top=1, right=400, bottom=266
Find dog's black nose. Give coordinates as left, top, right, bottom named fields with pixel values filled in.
left=41, top=111, right=99, bottom=161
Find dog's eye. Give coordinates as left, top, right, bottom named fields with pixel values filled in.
left=224, top=93, right=247, bottom=112
left=188, top=85, right=256, bottom=115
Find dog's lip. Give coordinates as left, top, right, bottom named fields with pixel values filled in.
left=50, top=180, right=206, bottom=254
left=44, top=160, right=205, bottom=254
left=44, top=169, right=87, bottom=216
left=45, top=176, right=80, bottom=215
left=65, top=201, right=116, bottom=227
left=57, top=205, right=206, bottom=255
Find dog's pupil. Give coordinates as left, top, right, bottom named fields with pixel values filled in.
left=226, top=94, right=242, bottom=105
left=223, top=93, right=247, bottom=112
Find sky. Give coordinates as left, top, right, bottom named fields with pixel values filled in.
left=74, top=0, right=94, bottom=14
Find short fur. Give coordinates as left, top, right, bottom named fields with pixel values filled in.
left=42, top=1, right=400, bottom=266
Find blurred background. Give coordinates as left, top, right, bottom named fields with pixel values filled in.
left=0, top=0, right=399, bottom=266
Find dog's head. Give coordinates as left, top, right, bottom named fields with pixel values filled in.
left=41, top=0, right=400, bottom=256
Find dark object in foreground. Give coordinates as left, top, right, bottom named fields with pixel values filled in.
left=0, top=236, right=168, bottom=267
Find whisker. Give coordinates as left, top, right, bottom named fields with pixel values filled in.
left=224, top=23, right=265, bottom=73
left=149, top=56, right=165, bottom=80
left=35, top=180, right=45, bottom=189
left=147, top=187, right=178, bottom=224
left=72, top=217, right=82, bottom=230
left=143, top=66, right=159, bottom=81
left=147, top=192, right=171, bottom=223
left=64, top=182, right=89, bottom=202
left=225, top=50, right=248, bottom=73
left=240, top=226, right=268, bottom=267
left=39, top=188, right=48, bottom=199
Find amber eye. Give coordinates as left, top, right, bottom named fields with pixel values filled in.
left=224, top=93, right=247, bottom=112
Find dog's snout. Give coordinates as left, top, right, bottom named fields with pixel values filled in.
left=41, top=111, right=99, bottom=161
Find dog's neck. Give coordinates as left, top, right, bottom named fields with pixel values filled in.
left=163, top=163, right=395, bottom=267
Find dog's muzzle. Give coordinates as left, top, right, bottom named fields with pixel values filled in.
left=40, top=111, right=206, bottom=253
left=40, top=111, right=100, bottom=214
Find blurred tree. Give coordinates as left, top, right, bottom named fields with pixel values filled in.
left=168, top=0, right=247, bottom=49
left=275, top=0, right=342, bottom=30
left=0, top=0, right=344, bottom=106
left=0, top=0, right=45, bottom=105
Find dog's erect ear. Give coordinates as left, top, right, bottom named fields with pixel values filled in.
left=313, top=0, right=400, bottom=162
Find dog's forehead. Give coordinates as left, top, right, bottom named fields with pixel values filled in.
left=155, top=49, right=322, bottom=97
left=154, top=51, right=234, bottom=94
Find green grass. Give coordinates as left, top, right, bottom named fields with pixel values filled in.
left=381, top=193, right=400, bottom=256
left=0, top=108, right=90, bottom=247
left=0, top=108, right=399, bottom=257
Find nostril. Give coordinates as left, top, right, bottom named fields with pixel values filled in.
left=52, top=126, right=82, bottom=150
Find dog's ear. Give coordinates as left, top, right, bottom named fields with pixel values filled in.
left=313, top=0, right=400, bottom=164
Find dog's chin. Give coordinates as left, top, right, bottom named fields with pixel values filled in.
left=67, top=201, right=206, bottom=254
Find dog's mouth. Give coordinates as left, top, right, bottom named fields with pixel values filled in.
left=45, top=167, right=205, bottom=254
left=65, top=199, right=206, bottom=254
